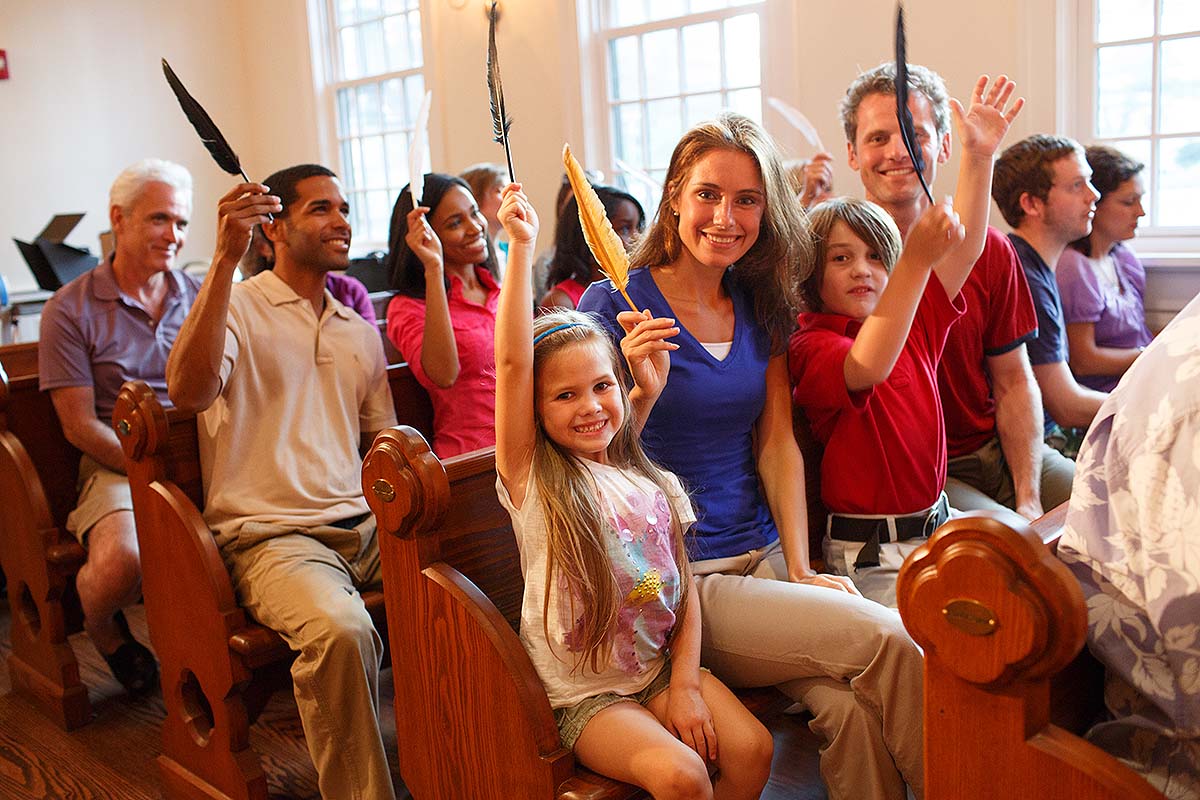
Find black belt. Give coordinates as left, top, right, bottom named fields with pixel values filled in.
left=329, top=512, right=371, bottom=530
left=827, top=494, right=950, bottom=569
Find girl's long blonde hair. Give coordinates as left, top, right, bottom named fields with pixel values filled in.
left=530, top=310, right=692, bottom=674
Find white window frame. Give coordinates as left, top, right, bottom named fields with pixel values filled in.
left=1068, top=0, right=1200, bottom=259
left=307, top=0, right=437, bottom=253
left=576, top=0, right=803, bottom=211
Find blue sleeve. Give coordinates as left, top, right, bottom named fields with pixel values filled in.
left=1023, top=263, right=1067, bottom=367
left=578, top=280, right=623, bottom=348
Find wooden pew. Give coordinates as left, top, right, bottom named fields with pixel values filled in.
left=0, top=349, right=91, bottom=730
left=113, top=363, right=432, bottom=800
left=363, top=426, right=804, bottom=800
left=897, top=507, right=1165, bottom=799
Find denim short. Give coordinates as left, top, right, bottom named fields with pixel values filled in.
left=554, top=661, right=672, bottom=750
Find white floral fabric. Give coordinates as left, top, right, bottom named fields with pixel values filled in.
left=1059, top=292, right=1200, bottom=800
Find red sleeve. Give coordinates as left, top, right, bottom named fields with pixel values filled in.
left=980, top=228, right=1038, bottom=356
left=914, top=273, right=967, bottom=361
left=385, top=294, right=432, bottom=388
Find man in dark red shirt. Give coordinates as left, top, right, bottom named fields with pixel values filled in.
left=838, top=62, right=1074, bottom=519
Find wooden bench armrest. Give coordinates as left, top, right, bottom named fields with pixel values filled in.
left=898, top=508, right=1165, bottom=799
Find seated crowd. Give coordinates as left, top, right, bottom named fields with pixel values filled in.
left=27, top=54, right=1193, bottom=800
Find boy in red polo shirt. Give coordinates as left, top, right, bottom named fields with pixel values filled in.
left=788, top=75, right=1023, bottom=606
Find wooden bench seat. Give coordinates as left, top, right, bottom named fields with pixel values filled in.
left=363, top=426, right=806, bottom=800
left=113, top=362, right=432, bottom=800
left=897, top=506, right=1165, bottom=799
left=0, top=347, right=91, bottom=730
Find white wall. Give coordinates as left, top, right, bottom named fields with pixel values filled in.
left=2, top=0, right=1196, bottom=313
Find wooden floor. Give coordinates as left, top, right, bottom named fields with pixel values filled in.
left=0, top=598, right=826, bottom=799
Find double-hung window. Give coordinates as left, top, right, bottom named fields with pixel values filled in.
left=589, top=0, right=768, bottom=213
left=318, top=0, right=431, bottom=249
left=1074, top=0, right=1200, bottom=248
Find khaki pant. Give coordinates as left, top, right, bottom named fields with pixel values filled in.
left=692, top=540, right=924, bottom=800
left=946, top=437, right=1075, bottom=514
left=223, top=517, right=395, bottom=800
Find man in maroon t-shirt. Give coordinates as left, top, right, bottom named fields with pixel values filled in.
left=837, top=62, right=1074, bottom=519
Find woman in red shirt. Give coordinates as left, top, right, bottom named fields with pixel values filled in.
left=386, top=173, right=502, bottom=457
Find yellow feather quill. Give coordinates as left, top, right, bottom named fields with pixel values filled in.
left=562, top=144, right=638, bottom=312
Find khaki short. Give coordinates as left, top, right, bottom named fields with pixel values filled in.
left=554, top=661, right=673, bottom=750
left=65, top=455, right=133, bottom=544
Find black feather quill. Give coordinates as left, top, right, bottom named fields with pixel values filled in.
left=162, top=59, right=250, bottom=183
left=894, top=4, right=935, bottom=204
left=487, top=2, right=516, bottom=182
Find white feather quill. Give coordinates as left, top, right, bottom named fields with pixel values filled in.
left=409, top=90, right=432, bottom=209
left=767, top=96, right=825, bottom=152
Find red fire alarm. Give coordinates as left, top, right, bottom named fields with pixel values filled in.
left=0, top=50, right=9, bottom=80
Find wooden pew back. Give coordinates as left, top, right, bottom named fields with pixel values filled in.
left=0, top=346, right=90, bottom=729
left=897, top=508, right=1164, bottom=800
left=112, top=362, right=432, bottom=799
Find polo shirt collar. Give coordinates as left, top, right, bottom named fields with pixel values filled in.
left=798, top=310, right=862, bottom=338
left=253, top=269, right=353, bottom=320
left=91, top=253, right=186, bottom=306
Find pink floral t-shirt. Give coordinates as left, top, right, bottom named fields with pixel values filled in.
left=498, top=459, right=695, bottom=708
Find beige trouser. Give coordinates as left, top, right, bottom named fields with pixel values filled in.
left=223, top=517, right=395, bottom=800
left=693, top=540, right=924, bottom=800
left=946, top=437, right=1075, bottom=514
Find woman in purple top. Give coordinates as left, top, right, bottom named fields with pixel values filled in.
left=1056, top=145, right=1153, bottom=392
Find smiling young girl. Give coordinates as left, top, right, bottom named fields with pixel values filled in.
left=494, top=182, right=772, bottom=799
left=386, top=173, right=502, bottom=457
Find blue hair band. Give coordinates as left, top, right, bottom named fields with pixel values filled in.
left=533, top=322, right=585, bottom=344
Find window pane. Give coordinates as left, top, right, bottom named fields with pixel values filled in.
left=1107, top=138, right=1154, bottom=222
left=359, top=0, right=382, bottom=20
left=381, top=78, right=405, bottom=130
left=1161, top=0, right=1200, bottom=34
left=690, top=0, right=725, bottom=10
left=384, top=15, right=413, bottom=72
left=336, top=0, right=358, bottom=26
left=1096, top=0, right=1153, bottom=42
left=367, top=190, right=390, bottom=243
left=1157, top=136, right=1200, bottom=226
left=724, top=14, right=760, bottom=88
left=685, top=92, right=723, bottom=127
left=1160, top=37, right=1200, bottom=134
left=340, top=26, right=363, bottom=80
left=384, top=0, right=417, bottom=13
left=404, top=74, right=426, bottom=125
left=349, top=191, right=367, bottom=240
left=611, top=0, right=647, bottom=27
left=726, top=87, right=762, bottom=122
left=610, top=36, right=640, bottom=101
left=347, top=139, right=366, bottom=187
left=647, top=98, right=683, bottom=168
left=406, top=11, right=424, bottom=69
left=361, top=135, right=386, bottom=188
left=612, top=103, right=645, bottom=167
left=682, top=22, right=720, bottom=93
left=357, top=83, right=382, bottom=134
left=337, top=88, right=358, bottom=137
left=643, top=29, right=680, bottom=98
left=340, top=140, right=355, bottom=184
left=646, top=0, right=686, bottom=23
left=361, top=21, right=387, bottom=75
left=384, top=133, right=407, bottom=188
left=1096, top=43, right=1152, bottom=138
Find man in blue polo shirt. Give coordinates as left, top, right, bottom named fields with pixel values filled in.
left=38, top=159, right=200, bottom=694
left=992, top=135, right=1109, bottom=449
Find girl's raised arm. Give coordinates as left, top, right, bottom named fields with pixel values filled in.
left=493, top=183, right=540, bottom=507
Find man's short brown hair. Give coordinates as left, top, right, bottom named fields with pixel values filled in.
left=840, top=62, right=950, bottom=146
left=991, top=134, right=1084, bottom=228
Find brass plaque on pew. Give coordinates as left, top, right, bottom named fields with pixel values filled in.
left=942, top=599, right=998, bottom=636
